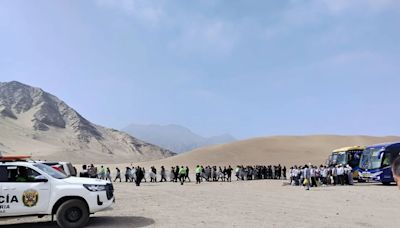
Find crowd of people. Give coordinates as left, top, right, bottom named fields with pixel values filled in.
left=78, top=164, right=288, bottom=186
left=76, top=161, right=400, bottom=190
left=71, top=156, right=400, bottom=191
left=289, top=164, right=354, bottom=190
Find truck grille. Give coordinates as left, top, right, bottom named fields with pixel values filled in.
left=105, top=183, right=114, bottom=200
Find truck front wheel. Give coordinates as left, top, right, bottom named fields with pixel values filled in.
left=56, top=199, right=90, bottom=228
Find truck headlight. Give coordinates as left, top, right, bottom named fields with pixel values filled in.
left=83, top=184, right=106, bottom=192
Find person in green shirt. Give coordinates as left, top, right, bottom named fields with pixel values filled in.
left=179, top=166, right=187, bottom=185
left=195, top=165, right=202, bottom=184
left=16, top=167, right=35, bottom=182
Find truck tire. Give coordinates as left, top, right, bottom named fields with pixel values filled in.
left=56, top=199, right=90, bottom=228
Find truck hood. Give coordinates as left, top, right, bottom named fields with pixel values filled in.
left=62, top=177, right=110, bottom=185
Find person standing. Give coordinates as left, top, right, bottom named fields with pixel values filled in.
left=150, top=167, right=156, bottom=183
left=195, top=165, right=202, bottom=184
left=337, top=165, right=345, bottom=185
left=277, top=164, right=282, bottom=179
left=131, top=166, right=137, bottom=182
left=99, top=166, right=105, bottom=180
left=175, top=165, right=180, bottom=182
left=345, top=165, right=353, bottom=185
left=136, top=166, right=144, bottom=186
left=80, top=165, right=89, bottom=178
left=106, top=167, right=112, bottom=181
left=321, top=166, right=327, bottom=186
left=310, top=166, right=317, bottom=187
left=125, top=167, right=131, bottom=182
left=153, top=166, right=157, bottom=182
left=179, top=166, right=187, bottom=185
left=200, top=166, right=209, bottom=181
left=88, top=164, right=97, bottom=179
left=303, top=165, right=311, bottom=190
left=185, top=166, right=191, bottom=182
left=226, top=165, right=233, bottom=182
left=114, top=167, right=121, bottom=182
left=235, top=166, right=240, bottom=181
left=282, top=166, right=287, bottom=180
left=160, top=166, right=167, bottom=182
left=170, top=167, right=175, bottom=182
left=142, top=167, right=147, bottom=182
left=332, top=166, right=338, bottom=185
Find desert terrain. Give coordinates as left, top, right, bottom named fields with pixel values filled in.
left=1, top=179, right=399, bottom=228
left=134, top=135, right=400, bottom=168
left=2, top=81, right=400, bottom=228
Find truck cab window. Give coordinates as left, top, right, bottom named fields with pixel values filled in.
left=1, top=166, right=41, bottom=182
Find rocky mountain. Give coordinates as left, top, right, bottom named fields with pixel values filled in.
left=0, top=81, right=175, bottom=163
left=122, top=123, right=236, bottom=153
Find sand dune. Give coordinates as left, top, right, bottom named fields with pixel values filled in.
left=139, top=135, right=400, bottom=167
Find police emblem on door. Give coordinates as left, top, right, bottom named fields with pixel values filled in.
left=22, top=189, right=39, bottom=207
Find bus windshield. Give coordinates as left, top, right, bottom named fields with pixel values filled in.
left=334, top=153, right=347, bottom=165
left=360, top=148, right=384, bottom=170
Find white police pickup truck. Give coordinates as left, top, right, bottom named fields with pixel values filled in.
left=0, top=156, right=114, bottom=228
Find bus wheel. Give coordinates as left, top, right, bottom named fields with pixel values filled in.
left=382, top=181, right=391, bottom=185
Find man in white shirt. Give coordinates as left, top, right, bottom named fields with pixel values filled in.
left=337, top=165, right=345, bottom=185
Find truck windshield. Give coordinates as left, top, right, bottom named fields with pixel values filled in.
left=360, top=148, right=384, bottom=170
left=33, top=163, right=67, bottom=179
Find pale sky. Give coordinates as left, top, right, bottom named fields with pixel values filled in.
left=1, top=0, right=400, bottom=139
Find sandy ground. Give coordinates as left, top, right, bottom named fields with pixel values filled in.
left=1, top=179, right=400, bottom=228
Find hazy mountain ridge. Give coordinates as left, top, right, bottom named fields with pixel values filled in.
left=0, top=81, right=175, bottom=163
left=122, top=123, right=236, bottom=153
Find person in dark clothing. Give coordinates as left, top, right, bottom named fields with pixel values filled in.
left=185, top=166, right=191, bottom=182
left=175, top=165, right=180, bottom=182
left=136, top=166, right=144, bottom=186
left=150, top=166, right=157, bottom=182
left=142, top=167, right=147, bottom=182
left=125, top=167, right=131, bottom=182
left=114, top=167, right=121, bottom=182
left=160, top=166, right=167, bottom=182
left=226, top=165, right=233, bottom=182
left=277, top=164, right=282, bottom=179
left=282, top=166, right=287, bottom=180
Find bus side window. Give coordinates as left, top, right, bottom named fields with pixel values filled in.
left=382, top=153, right=391, bottom=167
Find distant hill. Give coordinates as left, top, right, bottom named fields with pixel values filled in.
left=122, top=123, right=236, bottom=153
left=0, top=81, right=175, bottom=163
left=142, top=135, right=400, bottom=167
